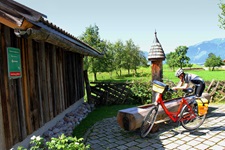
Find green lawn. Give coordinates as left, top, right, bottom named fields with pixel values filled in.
left=73, top=105, right=137, bottom=138
left=89, top=65, right=225, bottom=83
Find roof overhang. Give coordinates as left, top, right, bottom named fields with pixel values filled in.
left=14, top=27, right=102, bottom=57
left=0, top=0, right=103, bottom=57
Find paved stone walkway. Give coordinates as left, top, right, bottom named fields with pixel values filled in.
left=84, top=104, right=225, bottom=150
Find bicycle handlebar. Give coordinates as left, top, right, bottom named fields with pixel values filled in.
left=167, top=88, right=176, bottom=93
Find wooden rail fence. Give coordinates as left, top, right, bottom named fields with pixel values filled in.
left=90, top=80, right=225, bottom=105
left=90, top=82, right=133, bottom=106
left=206, top=80, right=225, bottom=102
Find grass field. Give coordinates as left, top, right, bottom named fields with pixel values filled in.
left=89, top=64, right=225, bottom=83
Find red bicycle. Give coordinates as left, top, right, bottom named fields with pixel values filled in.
left=140, top=80, right=207, bottom=138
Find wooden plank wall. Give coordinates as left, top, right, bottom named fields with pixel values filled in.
left=0, top=24, right=85, bottom=149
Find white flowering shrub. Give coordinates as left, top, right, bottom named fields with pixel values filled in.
left=16, top=134, right=90, bottom=150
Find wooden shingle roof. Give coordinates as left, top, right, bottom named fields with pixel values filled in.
left=0, top=0, right=103, bottom=57
left=148, top=32, right=166, bottom=61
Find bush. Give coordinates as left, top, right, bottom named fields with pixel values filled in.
left=129, top=80, right=183, bottom=104
left=16, top=134, right=90, bottom=150
left=130, top=80, right=152, bottom=104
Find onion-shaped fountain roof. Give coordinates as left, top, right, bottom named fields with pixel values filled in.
left=148, top=31, right=166, bottom=61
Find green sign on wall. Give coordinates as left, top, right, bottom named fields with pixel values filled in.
left=7, top=47, right=22, bottom=79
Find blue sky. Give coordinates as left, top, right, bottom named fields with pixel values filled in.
left=15, top=0, right=225, bottom=53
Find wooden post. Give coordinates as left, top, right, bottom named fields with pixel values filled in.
left=148, top=31, right=165, bottom=102
left=151, top=60, right=163, bottom=81
left=83, top=70, right=92, bottom=104
left=151, top=60, right=164, bottom=102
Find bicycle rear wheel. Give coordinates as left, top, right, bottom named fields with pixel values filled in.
left=140, top=105, right=158, bottom=138
left=180, top=104, right=206, bottom=130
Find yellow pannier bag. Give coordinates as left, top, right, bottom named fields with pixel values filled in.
left=196, top=98, right=209, bottom=116
left=152, top=80, right=168, bottom=94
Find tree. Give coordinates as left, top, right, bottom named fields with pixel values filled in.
left=79, top=24, right=148, bottom=80
left=166, top=52, right=177, bottom=71
left=79, top=24, right=104, bottom=81
left=204, top=53, right=223, bottom=71
left=219, top=2, right=225, bottom=30
left=121, top=39, right=147, bottom=75
left=113, top=40, right=125, bottom=76
left=130, top=45, right=147, bottom=74
left=103, top=41, right=117, bottom=78
left=187, top=63, right=193, bottom=69
left=166, top=46, right=190, bottom=69
left=174, top=46, right=190, bottom=68
left=122, top=39, right=136, bottom=75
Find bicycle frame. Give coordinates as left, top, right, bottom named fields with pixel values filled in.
left=155, top=93, right=195, bottom=122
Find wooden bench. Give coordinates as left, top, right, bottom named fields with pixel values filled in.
left=117, top=93, right=210, bottom=131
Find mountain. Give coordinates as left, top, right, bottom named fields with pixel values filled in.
left=143, top=38, right=225, bottom=65
left=187, top=38, right=225, bottom=65
left=143, top=51, right=149, bottom=60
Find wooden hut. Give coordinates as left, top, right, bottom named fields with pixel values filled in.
left=0, top=0, right=102, bottom=149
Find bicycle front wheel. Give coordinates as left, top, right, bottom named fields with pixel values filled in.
left=140, top=105, right=158, bottom=138
left=180, top=104, right=206, bottom=130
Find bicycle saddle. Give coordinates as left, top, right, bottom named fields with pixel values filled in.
left=183, top=88, right=193, bottom=94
